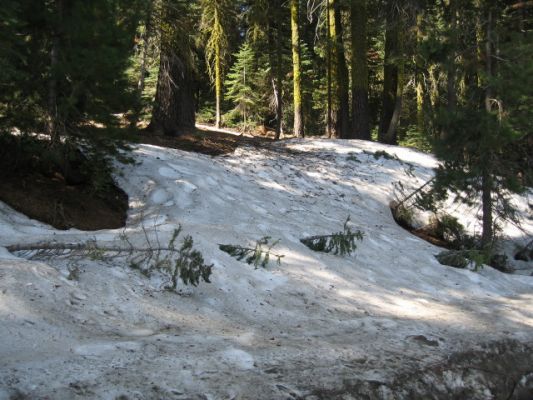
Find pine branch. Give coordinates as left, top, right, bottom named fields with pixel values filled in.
left=7, top=224, right=213, bottom=288
left=219, top=236, right=284, bottom=268
left=300, top=216, right=364, bottom=256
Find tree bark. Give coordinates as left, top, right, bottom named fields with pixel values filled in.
left=334, top=1, right=350, bottom=139
left=149, top=44, right=195, bottom=136
left=291, top=0, right=304, bottom=137
left=214, top=8, right=222, bottom=129
left=351, top=0, right=370, bottom=140
left=328, top=0, right=339, bottom=138
left=326, top=4, right=333, bottom=138
left=481, top=7, right=494, bottom=249
left=415, top=11, right=424, bottom=133
left=48, top=0, right=64, bottom=146
left=378, top=1, right=403, bottom=145
left=268, top=18, right=283, bottom=140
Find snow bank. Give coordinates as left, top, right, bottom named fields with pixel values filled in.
left=0, top=139, right=532, bottom=399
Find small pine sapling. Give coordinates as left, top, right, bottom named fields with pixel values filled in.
left=300, top=216, right=364, bottom=256
left=219, top=237, right=284, bottom=268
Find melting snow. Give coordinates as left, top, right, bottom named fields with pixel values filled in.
left=0, top=138, right=531, bottom=399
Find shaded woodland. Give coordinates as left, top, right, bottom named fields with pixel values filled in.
left=0, top=0, right=531, bottom=251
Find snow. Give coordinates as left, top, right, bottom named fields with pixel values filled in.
left=0, top=138, right=532, bottom=399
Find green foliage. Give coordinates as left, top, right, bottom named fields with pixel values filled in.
left=219, top=237, right=284, bottom=268
left=398, top=126, right=433, bottom=153
left=434, top=214, right=468, bottom=249
left=435, top=249, right=490, bottom=272
left=300, top=217, right=364, bottom=256
left=224, top=41, right=263, bottom=131
left=392, top=203, right=414, bottom=228
left=200, top=0, right=234, bottom=83
left=435, top=248, right=511, bottom=274
left=170, top=234, right=213, bottom=288
left=122, top=224, right=213, bottom=287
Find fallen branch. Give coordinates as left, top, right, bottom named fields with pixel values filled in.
left=7, top=242, right=174, bottom=253
left=7, top=224, right=213, bottom=287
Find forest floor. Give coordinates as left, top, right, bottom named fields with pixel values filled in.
left=0, top=135, right=532, bottom=399
left=137, top=125, right=273, bottom=157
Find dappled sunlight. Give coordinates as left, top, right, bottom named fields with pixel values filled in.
left=1, top=135, right=531, bottom=399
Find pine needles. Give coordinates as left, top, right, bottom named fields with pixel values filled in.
left=219, top=236, right=284, bottom=268
left=8, top=224, right=213, bottom=288
left=169, top=233, right=213, bottom=288
left=300, top=216, right=364, bottom=256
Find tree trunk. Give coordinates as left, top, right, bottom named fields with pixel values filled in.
left=131, top=8, right=152, bottom=128
left=351, top=0, right=370, bottom=140
left=48, top=0, right=64, bottom=146
left=291, top=0, right=304, bottom=137
left=328, top=0, right=339, bottom=138
left=334, top=1, right=350, bottom=139
left=149, top=44, right=195, bottom=136
left=378, top=2, right=402, bottom=144
left=481, top=171, right=493, bottom=248
left=268, top=21, right=283, bottom=140
left=481, top=7, right=494, bottom=249
left=415, top=11, right=424, bottom=133
left=214, top=8, right=222, bottom=129
left=326, top=4, right=333, bottom=138
left=275, top=37, right=284, bottom=138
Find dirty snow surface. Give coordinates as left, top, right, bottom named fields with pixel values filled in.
left=1, top=139, right=532, bottom=399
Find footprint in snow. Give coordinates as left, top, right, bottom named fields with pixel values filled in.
left=150, top=188, right=172, bottom=205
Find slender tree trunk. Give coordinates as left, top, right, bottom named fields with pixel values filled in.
left=378, top=2, right=402, bottom=144
left=276, top=37, right=284, bottom=138
left=137, top=15, right=151, bottom=95
left=481, top=171, right=493, bottom=248
left=131, top=8, right=152, bottom=128
left=215, top=9, right=222, bottom=129
left=326, top=5, right=333, bottom=138
left=334, top=1, right=350, bottom=138
left=481, top=7, right=494, bottom=249
left=328, top=0, right=339, bottom=138
left=268, top=23, right=283, bottom=140
left=415, top=11, right=424, bottom=133
left=48, top=0, right=63, bottom=146
left=291, top=0, right=304, bottom=137
left=351, top=0, right=370, bottom=140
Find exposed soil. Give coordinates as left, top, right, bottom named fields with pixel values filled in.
left=390, top=205, right=454, bottom=250
left=0, top=127, right=272, bottom=231
left=0, top=172, right=128, bottom=231
left=137, top=126, right=273, bottom=156
left=0, top=136, right=128, bottom=231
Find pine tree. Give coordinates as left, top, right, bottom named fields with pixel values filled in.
left=148, top=0, right=196, bottom=135
left=378, top=0, right=405, bottom=145
left=351, top=0, right=370, bottom=140
left=225, top=42, right=260, bottom=132
left=1, top=0, right=142, bottom=140
left=291, top=0, right=305, bottom=137
left=200, top=0, right=235, bottom=129
left=429, top=0, right=532, bottom=250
